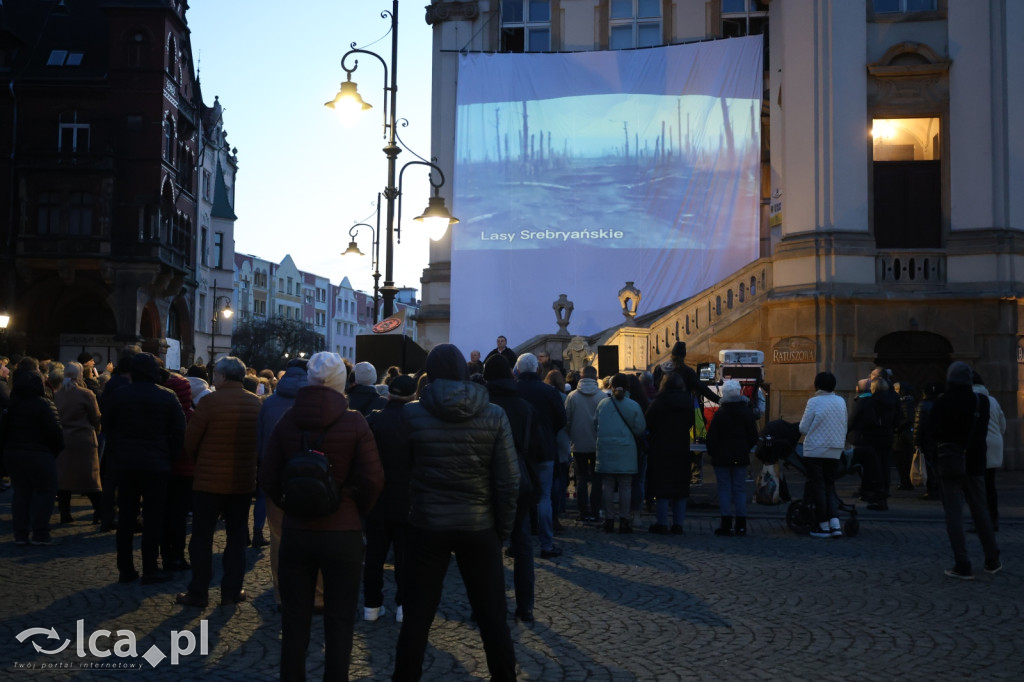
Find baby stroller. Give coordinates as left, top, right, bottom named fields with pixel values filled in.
left=756, top=419, right=861, bottom=538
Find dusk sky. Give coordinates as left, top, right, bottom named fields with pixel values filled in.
left=187, top=1, right=436, bottom=298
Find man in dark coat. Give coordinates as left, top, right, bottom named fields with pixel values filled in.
left=393, top=344, right=518, bottom=681
left=485, top=335, right=517, bottom=367
left=668, top=342, right=720, bottom=405
left=930, top=361, right=999, bottom=579
left=485, top=354, right=541, bottom=622
left=515, top=352, right=567, bottom=559
left=102, top=352, right=186, bottom=583
left=363, top=374, right=416, bottom=623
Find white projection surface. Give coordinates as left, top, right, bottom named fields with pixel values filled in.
left=450, top=37, right=763, bottom=357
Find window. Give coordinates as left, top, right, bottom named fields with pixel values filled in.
left=213, top=231, right=224, bottom=269
left=164, top=117, right=175, bottom=161
left=198, top=294, right=206, bottom=329
left=721, top=0, right=769, bottom=38
left=128, top=31, right=149, bottom=68
left=201, top=228, right=208, bottom=265
left=58, top=112, right=90, bottom=154
left=610, top=0, right=661, bottom=50
left=37, top=193, right=61, bottom=235
left=500, top=0, right=550, bottom=52
left=872, top=117, right=941, bottom=248
left=316, top=311, right=326, bottom=326
left=202, top=170, right=212, bottom=201
left=287, top=277, right=294, bottom=296
left=873, top=0, right=937, bottom=13
left=68, top=192, right=93, bottom=236
left=47, top=50, right=84, bottom=67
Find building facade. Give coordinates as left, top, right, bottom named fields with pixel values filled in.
left=421, top=0, right=1024, bottom=467
left=0, top=0, right=209, bottom=367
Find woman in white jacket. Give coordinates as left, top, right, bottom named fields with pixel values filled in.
left=799, top=372, right=848, bottom=538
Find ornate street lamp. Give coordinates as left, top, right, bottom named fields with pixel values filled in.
left=325, top=0, right=459, bottom=320
left=210, top=280, right=233, bottom=365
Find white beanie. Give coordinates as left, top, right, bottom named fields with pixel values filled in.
left=354, top=361, right=377, bottom=386
left=307, top=352, right=348, bottom=394
left=721, top=379, right=742, bottom=401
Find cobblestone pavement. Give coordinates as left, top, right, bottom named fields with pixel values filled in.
left=1, top=467, right=1021, bottom=681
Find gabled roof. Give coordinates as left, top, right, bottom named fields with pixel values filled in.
left=211, top=158, right=237, bottom=220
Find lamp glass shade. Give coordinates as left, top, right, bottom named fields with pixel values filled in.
left=414, top=196, right=459, bottom=241
left=221, top=306, right=233, bottom=320
left=0, top=313, right=8, bottom=330
left=342, top=240, right=365, bottom=257
left=325, top=80, right=372, bottom=126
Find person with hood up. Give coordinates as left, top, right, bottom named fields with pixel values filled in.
left=393, top=344, right=519, bottom=681
left=347, top=361, right=387, bottom=416
left=564, top=365, right=605, bottom=522
left=3, top=360, right=64, bottom=545
left=255, top=357, right=310, bottom=611
left=930, top=361, right=999, bottom=579
left=644, top=371, right=696, bottom=535
left=261, top=351, right=384, bottom=681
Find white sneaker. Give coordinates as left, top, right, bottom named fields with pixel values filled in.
left=829, top=518, right=843, bottom=538
left=364, top=605, right=386, bottom=621
left=395, top=605, right=404, bottom=623
left=809, top=523, right=832, bottom=538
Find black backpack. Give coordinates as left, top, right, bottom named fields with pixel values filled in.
left=279, top=430, right=342, bottom=519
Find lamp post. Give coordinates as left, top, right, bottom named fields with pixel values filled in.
left=343, top=194, right=383, bottom=323
left=325, top=0, right=459, bottom=320
left=209, top=280, right=233, bottom=366
left=0, top=311, right=9, bottom=357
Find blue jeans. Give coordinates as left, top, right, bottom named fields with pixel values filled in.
left=536, top=460, right=555, bottom=551
left=940, top=475, right=999, bottom=572
left=714, top=465, right=747, bottom=517
left=655, top=498, right=687, bottom=527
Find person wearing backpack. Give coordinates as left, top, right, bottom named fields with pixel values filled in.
left=261, top=351, right=384, bottom=681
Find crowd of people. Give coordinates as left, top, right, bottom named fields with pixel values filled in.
left=0, top=338, right=1010, bottom=679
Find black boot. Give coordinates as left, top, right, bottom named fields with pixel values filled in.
left=618, top=517, right=632, bottom=534
left=735, top=516, right=747, bottom=537
left=603, top=518, right=616, bottom=533
left=714, top=516, right=734, bottom=537
left=58, top=491, right=73, bottom=524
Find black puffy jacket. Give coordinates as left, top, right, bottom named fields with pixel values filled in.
left=403, top=378, right=518, bottom=538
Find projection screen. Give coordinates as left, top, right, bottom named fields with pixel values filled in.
left=450, top=36, right=763, bottom=358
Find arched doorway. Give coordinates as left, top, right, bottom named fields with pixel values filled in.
left=874, top=331, right=953, bottom=396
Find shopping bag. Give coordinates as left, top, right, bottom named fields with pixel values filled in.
left=755, top=463, right=781, bottom=505
left=910, top=448, right=927, bottom=488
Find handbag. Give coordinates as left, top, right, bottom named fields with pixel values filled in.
left=935, top=395, right=979, bottom=481
left=910, top=448, right=928, bottom=487
left=609, top=396, right=645, bottom=454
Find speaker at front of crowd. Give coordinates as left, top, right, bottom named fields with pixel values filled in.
left=597, top=345, right=619, bottom=377
left=356, top=334, right=428, bottom=378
